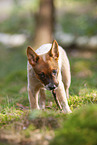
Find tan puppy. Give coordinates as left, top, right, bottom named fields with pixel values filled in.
left=27, top=40, right=71, bottom=113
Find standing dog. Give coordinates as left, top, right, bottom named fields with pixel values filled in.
left=27, top=40, right=71, bottom=113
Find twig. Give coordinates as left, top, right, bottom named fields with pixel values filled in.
left=52, top=90, right=62, bottom=111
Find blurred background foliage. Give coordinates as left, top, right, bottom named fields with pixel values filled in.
left=0, top=0, right=97, bottom=36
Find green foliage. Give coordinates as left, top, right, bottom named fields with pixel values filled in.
left=57, top=0, right=97, bottom=36
left=50, top=105, right=97, bottom=145
left=60, top=13, right=97, bottom=36
left=0, top=1, right=35, bottom=34
left=1, top=0, right=96, bottom=36
left=0, top=14, right=35, bottom=34
left=0, top=0, right=40, bottom=35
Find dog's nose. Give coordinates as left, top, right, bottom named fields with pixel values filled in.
left=49, top=84, right=56, bottom=90
left=48, top=83, right=58, bottom=90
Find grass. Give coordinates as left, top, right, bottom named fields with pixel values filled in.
left=0, top=45, right=28, bottom=112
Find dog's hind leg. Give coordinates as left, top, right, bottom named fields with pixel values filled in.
left=61, top=67, right=71, bottom=99
left=61, top=52, right=71, bottom=99
left=39, top=89, right=46, bottom=109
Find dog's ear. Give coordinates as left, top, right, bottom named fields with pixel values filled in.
left=49, top=40, right=59, bottom=59
left=27, top=46, right=39, bottom=66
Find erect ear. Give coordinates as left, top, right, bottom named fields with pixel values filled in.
left=27, top=46, right=39, bottom=66
left=49, top=40, right=59, bottom=59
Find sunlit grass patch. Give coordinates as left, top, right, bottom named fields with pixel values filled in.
left=0, top=108, right=24, bottom=127
left=69, top=90, right=97, bottom=110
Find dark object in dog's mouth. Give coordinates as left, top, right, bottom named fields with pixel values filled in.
left=52, top=90, right=62, bottom=111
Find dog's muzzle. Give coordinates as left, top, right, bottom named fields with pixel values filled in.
left=45, top=83, right=59, bottom=90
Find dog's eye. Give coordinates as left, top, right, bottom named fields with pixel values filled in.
left=39, top=72, right=45, bottom=78
left=52, top=70, right=57, bottom=76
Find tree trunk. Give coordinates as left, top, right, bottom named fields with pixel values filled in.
left=34, top=0, right=54, bottom=49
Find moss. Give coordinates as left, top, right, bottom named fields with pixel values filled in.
left=50, top=105, right=97, bottom=145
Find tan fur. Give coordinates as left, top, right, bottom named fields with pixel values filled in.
left=27, top=40, right=71, bottom=113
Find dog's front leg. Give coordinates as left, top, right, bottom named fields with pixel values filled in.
left=28, top=88, right=40, bottom=109
left=39, top=89, right=46, bottom=109
left=55, top=82, right=72, bottom=113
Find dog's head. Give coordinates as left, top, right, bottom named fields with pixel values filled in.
left=27, top=40, right=59, bottom=90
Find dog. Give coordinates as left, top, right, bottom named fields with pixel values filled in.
left=27, top=40, right=71, bottom=113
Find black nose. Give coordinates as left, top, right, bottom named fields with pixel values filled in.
left=48, top=83, right=58, bottom=90
left=49, top=85, right=56, bottom=90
